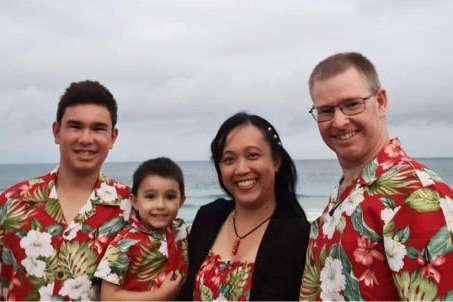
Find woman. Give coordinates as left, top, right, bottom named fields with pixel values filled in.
left=180, top=112, right=310, bottom=301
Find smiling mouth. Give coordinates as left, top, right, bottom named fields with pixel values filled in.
left=335, top=131, right=357, bottom=141
left=237, top=179, right=256, bottom=188
left=151, top=214, right=169, bottom=218
left=76, top=150, right=95, bottom=156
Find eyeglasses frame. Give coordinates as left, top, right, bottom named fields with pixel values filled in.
left=309, top=92, right=377, bottom=123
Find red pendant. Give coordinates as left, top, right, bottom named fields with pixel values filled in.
left=232, top=238, right=240, bottom=255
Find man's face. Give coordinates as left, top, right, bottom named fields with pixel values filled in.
left=311, top=67, right=388, bottom=168
left=53, top=103, right=118, bottom=176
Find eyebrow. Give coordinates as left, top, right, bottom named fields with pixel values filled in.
left=65, top=120, right=109, bottom=129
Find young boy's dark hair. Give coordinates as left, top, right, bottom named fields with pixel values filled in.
left=132, top=157, right=185, bottom=197
left=56, top=80, right=118, bottom=127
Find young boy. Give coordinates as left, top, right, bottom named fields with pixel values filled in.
left=95, top=157, right=188, bottom=301
left=0, top=80, right=131, bottom=301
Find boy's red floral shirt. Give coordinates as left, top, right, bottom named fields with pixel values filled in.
left=0, top=168, right=132, bottom=301
left=94, top=213, right=188, bottom=291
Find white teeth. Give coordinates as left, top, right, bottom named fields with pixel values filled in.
left=237, top=180, right=256, bottom=188
left=337, top=131, right=356, bottom=140
left=78, top=151, right=94, bottom=155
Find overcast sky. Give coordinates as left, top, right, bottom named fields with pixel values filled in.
left=1, top=0, right=452, bottom=164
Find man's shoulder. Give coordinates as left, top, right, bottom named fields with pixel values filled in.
left=97, top=174, right=131, bottom=199
left=0, top=172, right=55, bottom=204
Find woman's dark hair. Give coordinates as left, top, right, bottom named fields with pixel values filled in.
left=131, top=157, right=185, bottom=197
left=210, top=111, right=305, bottom=215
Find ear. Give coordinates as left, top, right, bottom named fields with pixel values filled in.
left=179, top=195, right=186, bottom=208
left=275, top=156, right=282, bottom=173
left=52, top=122, right=61, bottom=144
left=131, top=195, right=139, bottom=210
left=110, top=128, right=119, bottom=149
left=375, top=88, right=388, bottom=118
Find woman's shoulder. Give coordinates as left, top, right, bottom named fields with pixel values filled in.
left=198, top=197, right=234, bottom=213
left=191, top=198, right=234, bottom=227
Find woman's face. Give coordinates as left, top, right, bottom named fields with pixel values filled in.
left=219, top=124, right=280, bottom=209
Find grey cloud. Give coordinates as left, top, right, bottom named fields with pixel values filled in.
left=1, top=0, right=452, bottom=163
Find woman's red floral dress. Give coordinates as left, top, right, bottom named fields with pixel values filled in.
left=194, top=252, right=254, bottom=301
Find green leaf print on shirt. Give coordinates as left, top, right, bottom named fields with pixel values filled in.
left=406, top=188, right=441, bottom=212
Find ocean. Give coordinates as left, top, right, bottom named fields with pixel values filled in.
left=1, top=158, right=453, bottom=223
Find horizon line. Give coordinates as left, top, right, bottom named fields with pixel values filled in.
left=1, top=156, right=453, bottom=165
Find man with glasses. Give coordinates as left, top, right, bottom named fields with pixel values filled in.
left=300, top=52, right=453, bottom=300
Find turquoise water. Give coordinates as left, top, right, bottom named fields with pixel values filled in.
left=1, top=158, right=453, bottom=223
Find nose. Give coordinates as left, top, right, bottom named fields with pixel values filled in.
left=330, top=107, right=349, bottom=128
left=79, top=129, right=94, bottom=144
left=155, top=197, right=165, bottom=208
left=235, top=158, right=250, bottom=175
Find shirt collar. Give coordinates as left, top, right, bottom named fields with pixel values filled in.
left=45, top=167, right=122, bottom=207
left=356, top=137, right=409, bottom=187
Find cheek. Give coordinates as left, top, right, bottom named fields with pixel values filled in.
left=220, top=167, right=233, bottom=182
left=170, top=204, right=180, bottom=214
left=318, top=124, right=329, bottom=134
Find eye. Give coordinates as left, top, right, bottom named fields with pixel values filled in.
left=166, top=193, right=178, bottom=200
left=221, top=156, right=235, bottom=165
left=93, top=125, right=108, bottom=132
left=67, top=123, right=82, bottom=129
left=343, top=100, right=361, bottom=110
left=144, top=193, right=156, bottom=200
left=317, top=106, right=334, bottom=115
left=247, top=152, right=260, bottom=160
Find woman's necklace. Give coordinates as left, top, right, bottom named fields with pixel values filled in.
left=231, top=211, right=272, bottom=256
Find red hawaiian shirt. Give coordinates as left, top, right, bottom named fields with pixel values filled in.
left=94, top=213, right=188, bottom=291
left=300, top=138, right=453, bottom=300
left=0, top=168, right=132, bottom=301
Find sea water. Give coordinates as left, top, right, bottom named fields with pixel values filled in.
left=1, top=158, right=453, bottom=223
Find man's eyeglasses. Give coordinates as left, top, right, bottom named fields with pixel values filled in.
left=309, top=93, right=376, bottom=123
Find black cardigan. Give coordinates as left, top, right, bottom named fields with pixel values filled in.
left=180, top=198, right=310, bottom=301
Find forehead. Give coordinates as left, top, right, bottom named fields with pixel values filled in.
left=312, top=67, right=370, bottom=104
left=62, top=104, right=112, bottom=124
left=139, top=174, right=180, bottom=191
left=224, top=124, right=267, bottom=150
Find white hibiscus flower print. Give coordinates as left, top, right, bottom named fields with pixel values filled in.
left=384, top=236, right=407, bottom=272
left=322, top=208, right=342, bottom=239
left=97, top=183, right=118, bottom=203
left=38, top=283, right=54, bottom=301
left=320, top=257, right=346, bottom=294
left=175, top=224, right=188, bottom=243
left=415, top=170, right=434, bottom=187
left=59, top=275, right=92, bottom=300
left=95, top=260, right=119, bottom=284
left=120, top=198, right=132, bottom=220
left=380, top=206, right=401, bottom=226
left=21, top=257, right=46, bottom=278
left=440, top=196, right=453, bottom=233
left=321, top=290, right=345, bottom=301
left=415, top=169, right=435, bottom=187
left=20, top=230, right=54, bottom=258
left=341, top=186, right=365, bottom=216
left=159, top=239, right=168, bottom=257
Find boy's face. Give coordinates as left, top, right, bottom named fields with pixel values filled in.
left=52, top=103, right=118, bottom=176
left=132, top=175, right=185, bottom=230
